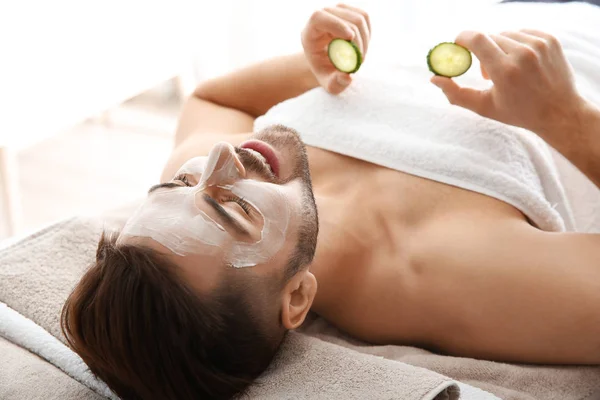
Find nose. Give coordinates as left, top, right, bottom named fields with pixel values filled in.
left=227, top=144, right=246, bottom=178
left=215, top=142, right=246, bottom=179
left=198, top=142, right=246, bottom=189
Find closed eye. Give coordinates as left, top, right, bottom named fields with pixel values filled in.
left=147, top=174, right=194, bottom=194
left=174, top=174, right=192, bottom=186
left=224, top=196, right=252, bottom=216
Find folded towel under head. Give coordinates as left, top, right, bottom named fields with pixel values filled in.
left=0, top=217, right=465, bottom=400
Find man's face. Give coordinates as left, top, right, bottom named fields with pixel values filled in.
left=119, top=125, right=318, bottom=289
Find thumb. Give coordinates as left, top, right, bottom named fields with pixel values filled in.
left=326, top=72, right=352, bottom=95
left=430, top=76, right=491, bottom=116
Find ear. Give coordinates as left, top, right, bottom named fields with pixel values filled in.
left=280, top=270, right=317, bottom=330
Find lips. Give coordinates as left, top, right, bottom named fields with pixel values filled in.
left=239, top=140, right=280, bottom=178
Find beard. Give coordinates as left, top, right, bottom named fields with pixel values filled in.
left=243, top=125, right=319, bottom=276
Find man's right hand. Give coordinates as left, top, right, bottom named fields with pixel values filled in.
left=431, top=30, right=586, bottom=150
left=301, top=4, right=371, bottom=95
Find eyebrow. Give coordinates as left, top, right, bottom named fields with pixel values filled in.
left=148, top=182, right=182, bottom=194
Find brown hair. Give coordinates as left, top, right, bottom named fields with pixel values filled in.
left=61, top=233, right=285, bottom=400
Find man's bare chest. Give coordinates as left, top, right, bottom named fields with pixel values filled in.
left=306, top=145, right=527, bottom=280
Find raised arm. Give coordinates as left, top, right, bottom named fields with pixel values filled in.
left=431, top=30, right=600, bottom=188
left=193, top=53, right=318, bottom=120
left=414, top=216, right=600, bottom=365
left=173, top=54, right=317, bottom=147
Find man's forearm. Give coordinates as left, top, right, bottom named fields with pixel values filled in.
left=193, top=53, right=319, bottom=118
left=548, top=100, right=600, bottom=188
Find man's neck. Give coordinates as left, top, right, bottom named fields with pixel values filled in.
left=307, top=193, right=373, bottom=312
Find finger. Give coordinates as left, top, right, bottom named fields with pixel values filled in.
left=490, top=33, right=523, bottom=54
left=337, top=3, right=371, bottom=37
left=480, top=64, right=490, bottom=80
left=309, top=9, right=354, bottom=41
left=325, top=7, right=367, bottom=56
left=520, top=29, right=560, bottom=46
left=430, top=76, right=493, bottom=116
left=455, top=31, right=506, bottom=78
left=327, top=72, right=353, bottom=95
left=335, top=6, right=370, bottom=54
left=325, top=7, right=368, bottom=56
left=501, top=31, right=545, bottom=52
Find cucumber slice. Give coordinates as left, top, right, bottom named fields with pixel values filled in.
left=328, top=39, right=362, bottom=73
left=427, top=42, right=472, bottom=78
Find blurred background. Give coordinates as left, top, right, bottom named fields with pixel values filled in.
left=0, top=0, right=498, bottom=239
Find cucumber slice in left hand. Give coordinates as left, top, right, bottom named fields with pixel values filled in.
left=328, top=39, right=362, bottom=73
left=427, top=42, right=472, bottom=77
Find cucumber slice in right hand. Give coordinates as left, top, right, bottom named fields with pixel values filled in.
left=328, top=39, right=362, bottom=73
left=427, top=42, right=472, bottom=77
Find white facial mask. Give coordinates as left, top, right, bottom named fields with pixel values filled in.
left=119, top=143, right=291, bottom=267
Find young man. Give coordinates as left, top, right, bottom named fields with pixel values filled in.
left=61, top=3, right=600, bottom=399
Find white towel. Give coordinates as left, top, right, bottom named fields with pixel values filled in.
left=255, top=70, right=573, bottom=232
left=0, top=302, right=118, bottom=400
left=0, top=300, right=502, bottom=400
left=0, top=292, right=500, bottom=400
